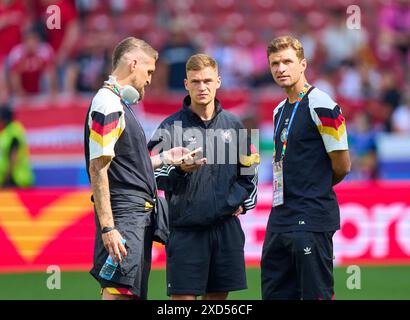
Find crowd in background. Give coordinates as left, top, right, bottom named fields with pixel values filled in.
left=0, top=0, right=409, bottom=185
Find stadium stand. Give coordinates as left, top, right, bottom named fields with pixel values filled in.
left=0, top=0, right=409, bottom=186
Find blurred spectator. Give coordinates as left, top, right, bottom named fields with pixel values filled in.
left=0, top=104, right=34, bottom=188
left=330, top=59, right=381, bottom=101
left=358, top=63, right=382, bottom=99
left=39, top=0, right=79, bottom=64
left=0, top=0, right=407, bottom=185
left=75, top=0, right=149, bottom=17
left=337, top=60, right=363, bottom=100
left=32, top=0, right=80, bottom=89
left=378, top=0, right=410, bottom=74
left=157, top=21, right=198, bottom=91
left=379, top=70, right=402, bottom=131
left=207, top=28, right=253, bottom=89
left=313, top=67, right=337, bottom=99
left=8, top=28, right=57, bottom=96
left=347, top=111, right=378, bottom=180
left=294, top=19, right=317, bottom=62
left=65, top=17, right=112, bottom=94
left=391, top=92, right=410, bottom=134
left=75, top=0, right=100, bottom=17
left=320, top=7, right=368, bottom=68
left=248, top=38, right=271, bottom=88
left=0, top=0, right=28, bottom=60
left=0, top=0, right=29, bottom=103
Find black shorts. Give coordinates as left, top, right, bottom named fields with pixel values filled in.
left=166, top=217, right=247, bottom=296
left=261, top=230, right=335, bottom=300
left=90, top=194, right=154, bottom=300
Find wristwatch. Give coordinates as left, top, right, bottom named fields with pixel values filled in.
left=101, top=226, right=115, bottom=234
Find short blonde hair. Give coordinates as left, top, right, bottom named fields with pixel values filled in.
left=267, top=36, right=304, bottom=61
left=112, top=37, right=158, bottom=70
left=186, top=53, right=218, bottom=74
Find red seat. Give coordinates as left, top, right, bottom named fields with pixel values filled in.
left=184, top=13, right=207, bottom=30
left=195, top=31, right=217, bottom=49
left=222, top=12, right=246, bottom=29
left=305, top=10, right=328, bottom=31
left=116, top=13, right=154, bottom=35
left=252, top=12, right=291, bottom=31
left=205, top=0, right=237, bottom=13
left=84, top=14, right=114, bottom=32
left=232, top=29, right=257, bottom=47
left=242, top=0, right=278, bottom=12
left=143, top=27, right=168, bottom=50
left=122, top=0, right=156, bottom=13
left=288, top=0, right=319, bottom=12
left=163, top=0, right=200, bottom=15
left=207, top=12, right=246, bottom=33
left=85, top=0, right=111, bottom=15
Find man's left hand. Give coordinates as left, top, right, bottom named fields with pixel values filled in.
left=232, top=206, right=244, bottom=216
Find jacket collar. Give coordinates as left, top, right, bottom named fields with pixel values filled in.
left=182, top=95, right=223, bottom=117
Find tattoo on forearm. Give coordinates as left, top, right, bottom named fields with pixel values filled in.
left=90, top=158, right=114, bottom=227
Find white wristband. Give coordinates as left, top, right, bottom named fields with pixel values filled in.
left=159, top=151, right=166, bottom=165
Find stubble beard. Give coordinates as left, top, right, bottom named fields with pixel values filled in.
left=132, top=76, right=144, bottom=100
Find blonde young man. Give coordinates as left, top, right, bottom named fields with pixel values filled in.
left=261, top=36, right=351, bottom=300
left=148, top=54, right=259, bottom=300
left=84, top=37, right=189, bottom=300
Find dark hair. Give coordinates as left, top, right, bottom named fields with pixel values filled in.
left=0, top=106, right=13, bottom=124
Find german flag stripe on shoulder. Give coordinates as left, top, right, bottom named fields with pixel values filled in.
left=90, top=127, right=123, bottom=147
left=90, top=111, right=123, bottom=147
left=91, top=111, right=122, bottom=129
left=314, top=106, right=343, bottom=120
left=314, top=106, right=346, bottom=141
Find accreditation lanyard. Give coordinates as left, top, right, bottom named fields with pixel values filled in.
left=273, top=83, right=310, bottom=161
left=103, top=84, right=138, bottom=121
left=272, top=83, right=309, bottom=207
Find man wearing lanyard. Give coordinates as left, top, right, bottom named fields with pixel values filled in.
left=261, top=36, right=351, bottom=300
left=84, top=37, right=190, bottom=300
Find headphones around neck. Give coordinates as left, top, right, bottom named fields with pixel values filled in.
left=119, top=85, right=140, bottom=105
left=105, top=77, right=141, bottom=105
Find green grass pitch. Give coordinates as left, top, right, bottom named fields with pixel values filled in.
left=0, top=266, right=409, bottom=300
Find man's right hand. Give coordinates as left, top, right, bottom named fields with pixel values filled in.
left=101, top=228, right=127, bottom=264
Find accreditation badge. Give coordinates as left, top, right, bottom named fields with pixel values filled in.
left=272, top=160, right=284, bottom=207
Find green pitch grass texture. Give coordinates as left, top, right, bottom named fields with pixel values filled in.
left=0, top=266, right=409, bottom=300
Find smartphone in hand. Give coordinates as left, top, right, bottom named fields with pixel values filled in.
left=176, top=147, right=203, bottom=163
